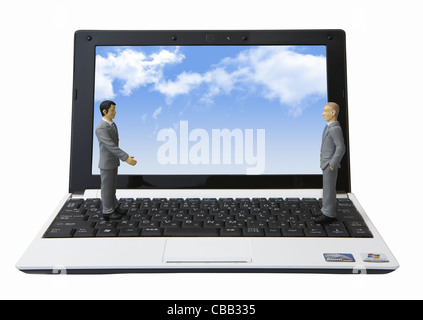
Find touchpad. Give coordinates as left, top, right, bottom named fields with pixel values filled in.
left=163, top=239, right=252, bottom=263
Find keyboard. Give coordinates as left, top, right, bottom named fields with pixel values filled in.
left=43, top=197, right=373, bottom=238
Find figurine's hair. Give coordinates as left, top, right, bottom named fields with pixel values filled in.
left=326, top=102, right=340, bottom=118
left=99, top=100, right=116, bottom=116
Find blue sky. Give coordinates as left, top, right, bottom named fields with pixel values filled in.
left=92, top=45, right=327, bottom=175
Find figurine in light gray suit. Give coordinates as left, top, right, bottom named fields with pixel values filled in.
left=96, top=100, right=137, bottom=219
left=315, top=102, right=346, bottom=224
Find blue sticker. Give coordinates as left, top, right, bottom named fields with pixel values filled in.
left=361, top=253, right=389, bottom=263
left=324, top=253, right=356, bottom=262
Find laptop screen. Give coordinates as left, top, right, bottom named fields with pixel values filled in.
left=92, top=45, right=327, bottom=176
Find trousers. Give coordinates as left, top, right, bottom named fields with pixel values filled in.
left=321, top=165, right=339, bottom=218
left=100, top=168, right=118, bottom=214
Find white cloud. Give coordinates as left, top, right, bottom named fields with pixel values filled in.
left=243, top=47, right=327, bottom=113
left=151, top=46, right=327, bottom=116
left=155, top=72, right=204, bottom=100
left=152, top=106, right=162, bottom=120
left=154, top=66, right=248, bottom=105
left=95, top=47, right=185, bottom=102
left=94, top=71, right=115, bottom=102
left=95, top=46, right=327, bottom=117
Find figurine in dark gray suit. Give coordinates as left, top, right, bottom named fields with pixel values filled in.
left=315, top=102, right=346, bottom=224
left=96, top=100, right=137, bottom=219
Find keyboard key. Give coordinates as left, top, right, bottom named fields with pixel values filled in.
left=141, top=228, right=163, bottom=236
left=204, top=220, right=224, bottom=228
left=96, top=228, right=118, bottom=237
left=119, top=228, right=141, bottom=237
left=56, top=214, right=85, bottom=222
left=96, top=221, right=116, bottom=229
left=139, top=220, right=160, bottom=228
left=337, top=199, right=353, bottom=207
left=161, top=220, right=181, bottom=228
left=221, top=228, right=242, bottom=237
left=51, top=220, right=93, bottom=229
left=348, top=226, right=373, bottom=238
left=345, top=220, right=367, bottom=228
left=281, top=228, right=304, bottom=237
left=117, top=221, right=138, bottom=228
left=243, top=227, right=264, bottom=237
left=225, top=220, right=245, bottom=228
left=87, top=214, right=104, bottom=222
left=264, top=228, right=282, bottom=237
left=324, top=224, right=349, bottom=237
left=44, top=227, right=75, bottom=238
left=304, top=227, right=327, bottom=237
left=64, top=199, right=83, bottom=210
left=74, top=228, right=97, bottom=237
left=182, top=220, right=203, bottom=228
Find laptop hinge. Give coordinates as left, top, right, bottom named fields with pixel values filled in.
left=69, top=190, right=99, bottom=199
left=83, top=189, right=100, bottom=199
left=70, top=191, right=84, bottom=199
left=336, top=192, right=349, bottom=199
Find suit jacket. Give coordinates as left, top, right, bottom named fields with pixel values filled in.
left=95, top=120, right=129, bottom=170
left=320, top=121, right=346, bottom=170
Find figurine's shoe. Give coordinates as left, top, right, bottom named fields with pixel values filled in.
left=314, top=213, right=336, bottom=224
left=114, top=207, right=128, bottom=216
left=102, top=211, right=123, bottom=220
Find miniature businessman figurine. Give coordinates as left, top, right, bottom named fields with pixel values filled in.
left=315, top=102, right=346, bottom=224
left=96, top=100, right=137, bottom=219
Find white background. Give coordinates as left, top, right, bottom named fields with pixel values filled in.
left=1, top=0, right=422, bottom=300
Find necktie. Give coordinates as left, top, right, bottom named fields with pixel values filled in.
left=322, top=125, right=328, bottom=137
left=111, top=122, right=117, bottom=133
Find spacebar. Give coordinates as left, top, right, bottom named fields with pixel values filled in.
left=163, top=228, right=220, bottom=237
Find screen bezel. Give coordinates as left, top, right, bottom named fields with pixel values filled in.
left=70, top=30, right=350, bottom=193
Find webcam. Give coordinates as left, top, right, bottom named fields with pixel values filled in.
left=205, top=34, right=249, bottom=42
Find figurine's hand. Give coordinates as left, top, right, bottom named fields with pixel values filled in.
left=126, top=156, right=137, bottom=166
left=330, top=166, right=334, bottom=171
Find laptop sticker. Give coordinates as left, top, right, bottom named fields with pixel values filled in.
left=324, top=253, right=356, bottom=262
left=361, top=253, right=390, bottom=263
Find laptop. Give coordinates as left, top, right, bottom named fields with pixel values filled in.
left=16, top=30, right=399, bottom=274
